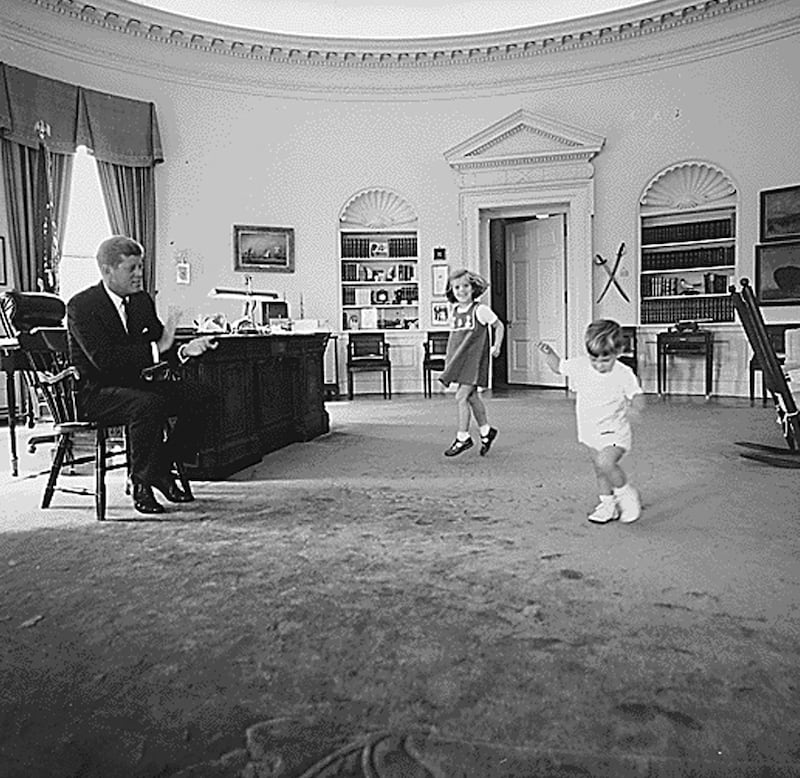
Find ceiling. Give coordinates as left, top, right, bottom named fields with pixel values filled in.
left=129, top=0, right=653, bottom=39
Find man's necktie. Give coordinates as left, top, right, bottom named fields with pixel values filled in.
left=121, top=296, right=129, bottom=332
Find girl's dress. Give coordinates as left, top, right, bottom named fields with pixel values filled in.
left=438, top=301, right=492, bottom=388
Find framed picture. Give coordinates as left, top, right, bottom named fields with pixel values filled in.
left=756, top=241, right=800, bottom=305
left=369, top=240, right=389, bottom=257
left=431, top=264, right=449, bottom=297
left=0, top=236, right=6, bottom=286
left=234, top=225, right=294, bottom=273
left=433, top=246, right=446, bottom=261
left=431, top=301, right=451, bottom=327
left=760, top=185, right=800, bottom=243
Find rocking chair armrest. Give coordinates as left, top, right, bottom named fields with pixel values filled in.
left=39, top=365, right=80, bottom=385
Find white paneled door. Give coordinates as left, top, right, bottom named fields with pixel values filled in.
left=505, top=215, right=566, bottom=387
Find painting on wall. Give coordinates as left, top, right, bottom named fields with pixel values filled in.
left=431, top=264, right=449, bottom=297
left=234, top=225, right=294, bottom=273
left=760, top=185, right=800, bottom=243
left=756, top=241, right=800, bottom=305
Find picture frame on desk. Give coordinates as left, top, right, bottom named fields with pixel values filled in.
left=760, top=185, right=800, bottom=243
left=755, top=241, right=800, bottom=305
left=234, top=225, right=294, bottom=273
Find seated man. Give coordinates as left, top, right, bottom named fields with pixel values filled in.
left=67, top=235, right=217, bottom=515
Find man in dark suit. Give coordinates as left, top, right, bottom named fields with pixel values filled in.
left=67, top=236, right=217, bottom=515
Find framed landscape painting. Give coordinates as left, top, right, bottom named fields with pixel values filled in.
left=234, top=225, right=295, bottom=273
left=755, top=241, right=800, bottom=305
left=760, top=185, right=800, bottom=243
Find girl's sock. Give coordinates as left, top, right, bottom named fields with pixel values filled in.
left=479, top=424, right=491, bottom=437
left=456, top=431, right=470, bottom=441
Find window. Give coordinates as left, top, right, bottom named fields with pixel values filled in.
left=58, top=146, right=111, bottom=303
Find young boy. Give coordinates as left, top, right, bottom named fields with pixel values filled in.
left=538, top=319, right=644, bottom=523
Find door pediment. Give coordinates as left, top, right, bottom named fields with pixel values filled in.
left=444, top=109, right=604, bottom=171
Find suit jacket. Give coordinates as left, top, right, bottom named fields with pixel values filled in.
left=67, top=282, right=168, bottom=393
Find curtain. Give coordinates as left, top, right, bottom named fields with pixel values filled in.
left=96, top=162, right=157, bottom=295
left=1, top=139, right=72, bottom=292
left=0, top=63, right=163, bottom=291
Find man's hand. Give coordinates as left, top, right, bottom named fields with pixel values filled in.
left=181, top=336, right=219, bottom=359
left=157, top=309, right=180, bottom=354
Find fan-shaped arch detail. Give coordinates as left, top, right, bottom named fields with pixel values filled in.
left=641, top=162, right=736, bottom=209
left=340, top=189, right=418, bottom=229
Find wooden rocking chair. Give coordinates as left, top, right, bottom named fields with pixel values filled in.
left=729, top=278, right=800, bottom=468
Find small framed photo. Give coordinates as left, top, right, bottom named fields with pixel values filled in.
left=433, top=246, right=446, bottom=261
left=234, top=225, right=295, bottom=273
left=431, top=264, right=449, bottom=297
left=431, top=301, right=451, bottom=327
left=756, top=241, right=800, bottom=305
left=760, top=185, right=800, bottom=243
left=369, top=240, right=389, bottom=257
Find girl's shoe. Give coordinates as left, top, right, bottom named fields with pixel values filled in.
left=479, top=427, right=498, bottom=456
left=587, top=497, right=619, bottom=524
left=444, top=437, right=474, bottom=456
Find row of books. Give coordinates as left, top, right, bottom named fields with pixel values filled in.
left=641, top=246, right=734, bottom=270
left=342, top=286, right=419, bottom=306
left=641, top=296, right=734, bottom=324
left=340, top=236, right=418, bottom=258
left=341, top=262, right=417, bottom=282
left=641, top=218, right=733, bottom=245
left=342, top=308, right=419, bottom=330
left=641, top=273, right=729, bottom=297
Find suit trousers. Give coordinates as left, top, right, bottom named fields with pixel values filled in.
left=79, top=378, right=214, bottom=486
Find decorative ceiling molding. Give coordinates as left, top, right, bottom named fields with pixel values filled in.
left=16, top=0, right=778, bottom=68
left=445, top=109, right=605, bottom=173
left=339, top=189, right=418, bottom=229
left=641, top=161, right=737, bottom=209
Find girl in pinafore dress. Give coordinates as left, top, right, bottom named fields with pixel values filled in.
left=438, top=269, right=505, bottom=457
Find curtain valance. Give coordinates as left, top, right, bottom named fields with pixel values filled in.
left=0, top=63, right=163, bottom=167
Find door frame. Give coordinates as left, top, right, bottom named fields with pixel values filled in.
left=457, top=183, right=594, bottom=384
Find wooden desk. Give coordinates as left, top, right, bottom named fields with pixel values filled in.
left=0, top=339, right=23, bottom=476
left=178, top=332, right=330, bottom=480
left=657, top=329, right=714, bottom=398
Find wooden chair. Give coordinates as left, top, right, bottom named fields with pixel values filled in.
left=748, top=325, right=799, bottom=406
left=422, top=330, right=449, bottom=397
left=346, top=333, right=392, bottom=400
left=729, top=279, right=800, bottom=466
left=618, top=326, right=638, bottom=375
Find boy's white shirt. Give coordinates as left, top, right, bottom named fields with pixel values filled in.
left=559, top=356, right=642, bottom=440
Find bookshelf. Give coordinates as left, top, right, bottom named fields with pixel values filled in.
left=639, top=206, right=736, bottom=325
left=340, top=230, right=419, bottom=331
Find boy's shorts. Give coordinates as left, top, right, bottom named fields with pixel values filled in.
left=579, top=425, right=632, bottom=453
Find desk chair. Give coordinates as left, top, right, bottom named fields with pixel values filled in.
left=422, top=331, right=449, bottom=397
left=346, top=333, right=392, bottom=400
left=618, top=326, right=638, bottom=375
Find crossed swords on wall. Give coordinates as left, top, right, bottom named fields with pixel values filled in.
left=594, top=242, right=630, bottom=304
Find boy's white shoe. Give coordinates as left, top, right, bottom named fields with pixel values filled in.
left=587, top=496, right=619, bottom=524
left=615, top=484, right=641, bottom=523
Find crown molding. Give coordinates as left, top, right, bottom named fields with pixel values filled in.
left=2, top=0, right=799, bottom=98
left=9, top=0, right=788, bottom=66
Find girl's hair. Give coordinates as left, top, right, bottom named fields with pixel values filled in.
left=445, top=268, right=489, bottom=303
left=584, top=319, right=624, bottom=357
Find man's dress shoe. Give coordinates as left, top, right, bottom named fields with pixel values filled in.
left=133, top=483, right=165, bottom=514
left=151, top=476, right=194, bottom=503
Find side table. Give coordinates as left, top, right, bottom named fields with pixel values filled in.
left=657, top=329, right=714, bottom=398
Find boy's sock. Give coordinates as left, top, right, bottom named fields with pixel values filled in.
left=456, top=430, right=470, bottom=441
left=479, top=424, right=491, bottom=437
